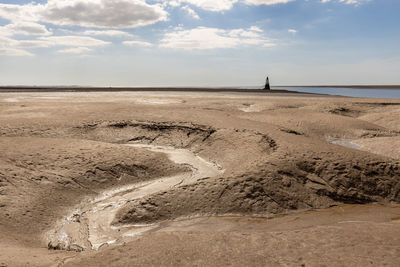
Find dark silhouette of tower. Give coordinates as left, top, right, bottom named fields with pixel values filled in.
left=264, top=76, right=270, bottom=90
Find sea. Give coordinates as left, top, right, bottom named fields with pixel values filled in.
left=272, top=86, right=400, bottom=99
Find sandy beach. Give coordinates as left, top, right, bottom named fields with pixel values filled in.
left=0, top=89, right=400, bottom=266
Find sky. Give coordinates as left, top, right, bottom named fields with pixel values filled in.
left=0, top=0, right=399, bottom=86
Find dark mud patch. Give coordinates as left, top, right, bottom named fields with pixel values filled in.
left=360, top=130, right=400, bottom=138
left=280, top=128, right=303, bottom=136
left=355, top=102, right=400, bottom=107
left=328, top=107, right=361, bottom=117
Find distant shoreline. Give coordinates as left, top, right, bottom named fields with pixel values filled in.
left=0, top=86, right=314, bottom=94
left=0, top=85, right=399, bottom=93
left=275, top=85, right=400, bottom=90
left=1, top=85, right=399, bottom=95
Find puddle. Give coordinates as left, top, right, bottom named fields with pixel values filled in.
left=238, top=104, right=263, bottom=112
left=46, top=144, right=223, bottom=251
left=133, top=98, right=183, bottom=105
left=325, top=137, right=361, bottom=149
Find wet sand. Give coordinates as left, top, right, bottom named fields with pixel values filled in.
left=0, top=90, right=399, bottom=266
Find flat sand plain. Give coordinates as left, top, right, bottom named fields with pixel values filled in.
left=0, top=90, right=400, bottom=266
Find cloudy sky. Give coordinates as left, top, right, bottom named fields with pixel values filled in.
left=0, top=0, right=399, bottom=86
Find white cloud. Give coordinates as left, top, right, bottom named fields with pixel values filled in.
left=0, top=3, right=42, bottom=23
left=0, top=0, right=371, bottom=35
left=0, top=34, right=110, bottom=56
left=81, top=30, right=134, bottom=37
left=160, top=0, right=366, bottom=11
left=21, top=36, right=111, bottom=48
left=168, top=1, right=182, bottom=7
left=158, top=0, right=296, bottom=11
left=249, top=26, right=263, bottom=32
left=0, top=0, right=168, bottom=29
left=123, top=40, right=153, bottom=47
left=58, top=47, right=92, bottom=54
left=322, top=0, right=371, bottom=4
left=243, top=0, right=295, bottom=5
left=160, top=26, right=274, bottom=50
left=0, top=36, right=32, bottom=56
left=160, top=27, right=238, bottom=49
left=181, top=5, right=200, bottom=19
left=339, top=0, right=370, bottom=5
left=0, top=0, right=367, bottom=57
left=0, top=47, right=34, bottom=56
left=228, top=29, right=260, bottom=38
left=179, top=0, right=238, bottom=11
left=0, top=22, right=51, bottom=37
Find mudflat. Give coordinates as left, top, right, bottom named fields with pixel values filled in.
left=0, top=90, right=399, bottom=266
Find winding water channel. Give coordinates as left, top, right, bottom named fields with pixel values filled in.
left=46, top=144, right=223, bottom=251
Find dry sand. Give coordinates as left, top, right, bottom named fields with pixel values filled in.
left=0, top=90, right=399, bottom=266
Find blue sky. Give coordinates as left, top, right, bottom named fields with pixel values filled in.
left=0, top=0, right=399, bottom=86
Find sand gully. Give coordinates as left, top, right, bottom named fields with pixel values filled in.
left=46, top=144, right=223, bottom=251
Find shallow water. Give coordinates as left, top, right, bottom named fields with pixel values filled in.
left=325, top=137, right=361, bottom=150
left=276, top=86, right=400, bottom=99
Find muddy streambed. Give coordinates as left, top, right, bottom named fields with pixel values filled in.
left=46, top=144, right=223, bottom=251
